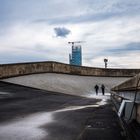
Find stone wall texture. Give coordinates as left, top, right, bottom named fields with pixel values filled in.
left=0, top=61, right=140, bottom=79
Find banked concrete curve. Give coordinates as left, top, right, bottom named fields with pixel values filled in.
left=0, top=61, right=140, bottom=79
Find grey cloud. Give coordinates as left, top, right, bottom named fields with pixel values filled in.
left=54, top=27, right=71, bottom=37
left=107, top=42, right=140, bottom=54
left=84, top=42, right=140, bottom=62
left=33, top=12, right=120, bottom=25
left=1, top=0, right=140, bottom=25
left=0, top=52, right=46, bottom=64
left=34, top=8, right=140, bottom=25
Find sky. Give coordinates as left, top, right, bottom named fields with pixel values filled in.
left=0, top=0, right=140, bottom=68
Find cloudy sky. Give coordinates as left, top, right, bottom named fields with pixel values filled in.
left=0, top=0, right=140, bottom=68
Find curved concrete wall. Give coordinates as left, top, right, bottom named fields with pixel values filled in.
left=0, top=61, right=140, bottom=79
left=111, top=74, right=140, bottom=124
left=112, top=74, right=140, bottom=91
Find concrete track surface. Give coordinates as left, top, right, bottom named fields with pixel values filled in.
left=2, top=73, right=129, bottom=97
left=0, top=74, right=129, bottom=140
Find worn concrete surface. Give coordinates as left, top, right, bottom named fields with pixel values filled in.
left=0, top=81, right=125, bottom=140
left=2, top=73, right=129, bottom=97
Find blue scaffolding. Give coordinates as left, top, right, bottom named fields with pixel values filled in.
left=69, top=45, right=82, bottom=66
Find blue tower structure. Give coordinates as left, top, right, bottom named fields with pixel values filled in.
left=69, top=43, right=82, bottom=66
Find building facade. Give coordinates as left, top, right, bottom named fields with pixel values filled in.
left=69, top=45, right=82, bottom=66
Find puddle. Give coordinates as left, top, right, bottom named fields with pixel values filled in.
left=0, top=92, right=9, bottom=95
left=0, top=92, right=11, bottom=99
left=0, top=97, right=107, bottom=140
left=0, top=112, right=53, bottom=140
left=54, top=98, right=107, bottom=113
left=54, top=104, right=99, bottom=113
left=86, top=93, right=110, bottom=100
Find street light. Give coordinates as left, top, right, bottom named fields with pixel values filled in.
left=104, top=58, right=108, bottom=68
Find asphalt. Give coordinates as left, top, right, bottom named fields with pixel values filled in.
left=0, top=81, right=126, bottom=140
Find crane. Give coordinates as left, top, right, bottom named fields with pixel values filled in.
left=68, top=41, right=85, bottom=47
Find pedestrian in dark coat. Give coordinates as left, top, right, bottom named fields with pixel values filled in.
left=94, top=85, right=99, bottom=95
left=101, top=84, right=105, bottom=95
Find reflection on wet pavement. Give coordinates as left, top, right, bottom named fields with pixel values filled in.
left=0, top=96, right=107, bottom=140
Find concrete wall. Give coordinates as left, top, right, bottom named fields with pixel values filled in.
left=0, top=62, right=52, bottom=79
left=111, top=74, right=140, bottom=124
left=112, top=74, right=140, bottom=91
left=0, top=61, right=140, bottom=79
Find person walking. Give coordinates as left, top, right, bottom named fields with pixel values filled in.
left=94, top=85, right=99, bottom=95
left=101, top=84, right=105, bottom=95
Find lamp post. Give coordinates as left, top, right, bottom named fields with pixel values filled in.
left=104, top=58, right=108, bottom=68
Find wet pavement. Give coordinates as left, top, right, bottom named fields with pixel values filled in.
left=0, top=81, right=125, bottom=140
left=78, top=104, right=124, bottom=140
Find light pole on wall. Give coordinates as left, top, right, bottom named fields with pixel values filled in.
left=104, top=58, right=108, bottom=68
